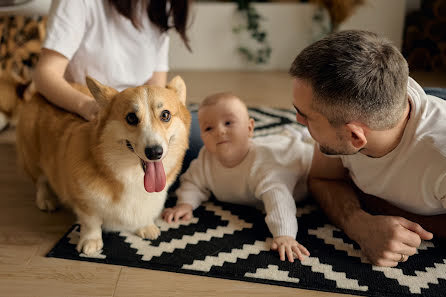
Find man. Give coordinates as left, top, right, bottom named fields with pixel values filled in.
left=290, top=30, right=446, bottom=267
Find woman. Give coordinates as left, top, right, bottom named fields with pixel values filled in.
left=34, top=0, right=191, bottom=121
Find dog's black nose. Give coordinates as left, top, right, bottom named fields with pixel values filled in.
left=145, top=145, right=163, bottom=160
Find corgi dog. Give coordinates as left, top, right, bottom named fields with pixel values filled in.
left=16, top=76, right=191, bottom=255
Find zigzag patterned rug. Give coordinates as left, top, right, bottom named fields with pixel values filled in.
left=47, top=107, right=446, bottom=297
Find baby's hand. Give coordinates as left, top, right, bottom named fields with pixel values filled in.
left=162, top=203, right=193, bottom=223
left=271, top=236, right=310, bottom=262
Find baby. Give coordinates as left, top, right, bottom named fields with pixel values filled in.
left=162, top=93, right=314, bottom=262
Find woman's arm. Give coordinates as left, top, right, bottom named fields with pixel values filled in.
left=33, top=48, right=99, bottom=121
left=145, top=71, right=167, bottom=87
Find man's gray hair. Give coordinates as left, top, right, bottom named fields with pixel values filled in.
left=289, top=30, right=409, bottom=130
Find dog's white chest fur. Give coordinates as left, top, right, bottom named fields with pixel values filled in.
left=95, top=165, right=166, bottom=232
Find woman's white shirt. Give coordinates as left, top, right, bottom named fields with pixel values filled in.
left=44, top=0, right=169, bottom=91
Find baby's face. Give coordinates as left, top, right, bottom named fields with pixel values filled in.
left=198, top=98, right=253, bottom=164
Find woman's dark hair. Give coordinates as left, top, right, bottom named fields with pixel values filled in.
left=109, top=0, right=191, bottom=51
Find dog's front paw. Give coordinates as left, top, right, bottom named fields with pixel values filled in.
left=77, top=238, right=103, bottom=255
left=137, top=224, right=161, bottom=240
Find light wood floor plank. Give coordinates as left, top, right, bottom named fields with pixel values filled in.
left=0, top=259, right=121, bottom=297
left=115, top=266, right=351, bottom=297
left=0, top=231, right=41, bottom=265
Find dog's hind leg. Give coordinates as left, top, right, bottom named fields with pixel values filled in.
left=76, top=212, right=103, bottom=256
left=36, top=175, right=60, bottom=212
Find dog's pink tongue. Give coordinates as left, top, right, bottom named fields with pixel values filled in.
left=143, top=161, right=166, bottom=193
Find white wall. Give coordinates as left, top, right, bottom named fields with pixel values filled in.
left=0, top=0, right=51, bottom=15
left=339, top=0, right=406, bottom=49
left=169, top=3, right=316, bottom=71
left=169, top=0, right=407, bottom=70
left=0, top=0, right=408, bottom=71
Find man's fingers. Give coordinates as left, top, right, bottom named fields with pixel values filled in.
left=396, top=224, right=423, bottom=248
left=399, top=243, right=417, bottom=256
left=399, top=218, right=433, bottom=240
left=386, top=240, right=418, bottom=256
left=374, top=259, right=399, bottom=267
left=390, top=252, right=409, bottom=263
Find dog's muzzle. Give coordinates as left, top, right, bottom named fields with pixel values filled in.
left=125, top=139, right=167, bottom=193
left=126, top=140, right=146, bottom=172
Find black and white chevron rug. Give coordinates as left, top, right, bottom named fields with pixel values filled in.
left=47, top=107, right=446, bottom=297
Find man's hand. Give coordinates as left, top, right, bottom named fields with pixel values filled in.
left=350, top=213, right=433, bottom=267
left=162, top=203, right=193, bottom=223
left=271, top=236, right=310, bottom=262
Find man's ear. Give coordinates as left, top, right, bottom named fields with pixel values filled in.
left=345, top=122, right=367, bottom=149
left=248, top=118, right=255, bottom=138
left=166, top=76, right=186, bottom=105
left=85, top=76, right=118, bottom=108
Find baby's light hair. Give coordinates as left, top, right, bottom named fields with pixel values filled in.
left=200, top=92, right=240, bottom=107
left=199, top=92, right=250, bottom=119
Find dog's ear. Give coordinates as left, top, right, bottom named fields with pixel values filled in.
left=166, top=76, right=186, bottom=105
left=85, top=76, right=118, bottom=108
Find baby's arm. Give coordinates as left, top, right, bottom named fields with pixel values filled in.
left=163, top=149, right=211, bottom=223
left=261, top=186, right=310, bottom=262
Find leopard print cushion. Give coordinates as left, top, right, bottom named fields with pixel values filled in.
left=0, top=15, right=46, bottom=129
left=0, top=15, right=47, bottom=84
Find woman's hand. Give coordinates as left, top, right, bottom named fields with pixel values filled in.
left=79, top=99, right=99, bottom=121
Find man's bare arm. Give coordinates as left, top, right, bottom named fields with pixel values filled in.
left=307, top=146, right=369, bottom=240
left=308, top=146, right=433, bottom=267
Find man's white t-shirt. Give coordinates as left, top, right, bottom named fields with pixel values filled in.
left=43, top=0, right=169, bottom=91
left=340, top=77, right=446, bottom=215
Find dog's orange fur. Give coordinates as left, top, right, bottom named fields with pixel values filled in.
left=16, top=76, right=191, bottom=255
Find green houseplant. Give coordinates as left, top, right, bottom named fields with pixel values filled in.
left=232, top=0, right=272, bottom=64
left=211, top=0, right=365, bottom=65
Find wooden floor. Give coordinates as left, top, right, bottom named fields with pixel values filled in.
left=0, top=71, right=445, bottom=297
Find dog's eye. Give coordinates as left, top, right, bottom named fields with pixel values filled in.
left=126, top=113, right=139, bottom=126
left=160, top=110, right=171, bottom=122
